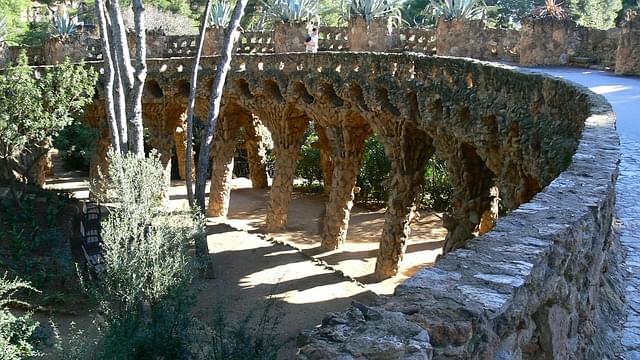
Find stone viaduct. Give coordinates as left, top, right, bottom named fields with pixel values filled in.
left=83, top=51, right=612, bottom=288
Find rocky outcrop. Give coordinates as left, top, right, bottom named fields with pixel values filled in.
left=616, top=12, right=640, bottom=75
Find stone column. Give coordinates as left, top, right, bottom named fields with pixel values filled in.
left=243, top=115, right=269, bottom=189
left=207, top=116, right=239, bottom=217
left=320, top=123, right=370, bottom=250
left=264, top=116, right=309, bottom=232
left=374, top=127, right=434, bottom=279
left=147, top=126, right=174, bottom=201
left=440, top=142, right=500, bottom=255
left=315, top=125, right=333, bottom=195
left=174, top=113, right=194, bottom=181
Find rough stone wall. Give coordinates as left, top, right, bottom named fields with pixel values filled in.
left=398, top=28, right=437, bottom=55
left=348, top=18, right=397, bottom=52
left=273, top=22, right=310, bottom=53
left=616, top=13, right=640, bottom=75
left=436, top=20, right=520, bottom=62
left=572, top=27, right=619, bottom=69
left=519, top=18, right=582, bottom=65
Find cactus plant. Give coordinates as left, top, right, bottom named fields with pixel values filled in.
left=50, top=12, right=77, bottom=39
left=209, top=0, right=234, bottom=27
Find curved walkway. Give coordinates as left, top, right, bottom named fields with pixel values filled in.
left=528, top=67, right=640, bottom=359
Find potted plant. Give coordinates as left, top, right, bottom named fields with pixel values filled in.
left=262, top=0, right=321, bottom=53
left=346, top=0, right=405, bottom=51
left=430, top=0, right=492, bottom=58
left=204, top=0, right=234, bottom=56
left=519, top=0, right=579, bottom=65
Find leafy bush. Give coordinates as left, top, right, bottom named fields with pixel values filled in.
left=296, top=130, right=323, bottom=186
left=53, top=120, right=98, bottom=171
left=420, top=157, right=453, bottom=211
left=90, top=150, right=205, bottom=359
left=0, top=51, right=97, bottom=191
left=0, top=274, right=41, bottom=360
left=356, top=136, right=392, bottom=204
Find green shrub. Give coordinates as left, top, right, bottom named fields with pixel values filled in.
left=296, top=129, right=323, bottom=187
left=53, top=120, right=98, bottom=171
left=90, top=150, right=205, bottom=359
left=420, top=157, right=453, bottom=211
left=0, top=274, right=41, bottom=360
left=356, top=136, right=392, bottom=204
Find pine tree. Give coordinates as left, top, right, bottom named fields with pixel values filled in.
left=568, top=0, right=623, bottom=29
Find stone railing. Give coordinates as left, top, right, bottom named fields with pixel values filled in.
left=3, top=15, right=640, bottom=74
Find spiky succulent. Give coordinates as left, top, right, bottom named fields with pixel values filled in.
left=209, top=0, right=233, bottom=27
left=262, top=0, right=321, bottom=23
left=347, top=0, right=406, bottom=25
left=430, top=0, right=488, bottom=21
left=50, top=12, right=77, bottom=39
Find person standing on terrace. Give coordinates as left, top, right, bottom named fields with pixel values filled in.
left=305, top=27, right=319, bottom=53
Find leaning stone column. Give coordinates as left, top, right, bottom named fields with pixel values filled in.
left=440, top=142, right=500, bottom=254
left=374, top=127, right=434, bottom=279
left=207, top=117, right=238, bottom=217
left=321, top=124, right=370, bottom=250
left=147, top=129, right=174, bottom=201
left=243, top=115, right=269, bottom=189
left=174, top=113, right=194, bottom=181
left=315, top=125, right=333, bottom=195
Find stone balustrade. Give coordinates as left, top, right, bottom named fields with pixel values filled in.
left=3, top=16, right=639, bottom=75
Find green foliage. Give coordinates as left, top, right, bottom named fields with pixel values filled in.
left=262, top=0, right=322, bottom=23
left=0, top=0, right=32, bottom=45
left=0, top=52, right=97, bottom=186
left=356, top=136, right=392, bottom=203
left=420, top=157, right=453, bottom=211
left=347, top=0, right=406, bottom=25
left=430, top=0, right=488, bottom=21
left=53, top=120, right=98, bottom=171
left=209, top=0, right=234, bottom=27
left=90, top=150, right=206, bottom=359
left=0, top=274, right=41, bottom=360
left=50, top=12, right=78, bottom=39
left=296, top=130, right=322, bottom=186
left=567, top=0, right=623, bottom=29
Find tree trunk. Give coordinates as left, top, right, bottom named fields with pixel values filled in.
left=185, top=0, right=214, bottom=207
left=96, top=0, right=145, bottom=156
left=194, top=0, right=248, bottom=211
left=94, top=0, right=120, bottom=153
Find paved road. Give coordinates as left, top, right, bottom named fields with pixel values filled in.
left=529, top=67, right=640, bottom=359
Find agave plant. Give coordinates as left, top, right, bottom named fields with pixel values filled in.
left=430, top=0, right=487, bottom=21
left=347, top=0, right=406, bottom=25
left=50, top=12, right=78, bottom=39
left=262, top=0, right=320, bottom=23
left=530, top=0, right=570, bottom=20
left=209, top=0, right=233, bottom=27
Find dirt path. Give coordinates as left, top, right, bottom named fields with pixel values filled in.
left=44, top=169, right=446, bottom=357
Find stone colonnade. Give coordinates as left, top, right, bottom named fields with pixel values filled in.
left=88, top=53, right=581, bottom=279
